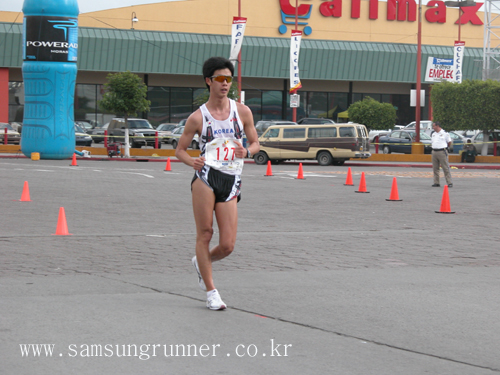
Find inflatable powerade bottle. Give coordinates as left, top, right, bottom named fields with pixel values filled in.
left=21, top=0, right=79, bottom=159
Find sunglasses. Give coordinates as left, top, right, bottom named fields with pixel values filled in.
left=210, top=75, right=233, bottom=83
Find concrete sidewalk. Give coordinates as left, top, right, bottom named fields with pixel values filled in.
left=1, top=159, right=499, bottom=374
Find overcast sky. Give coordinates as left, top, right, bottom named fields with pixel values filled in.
left=0, top=0, right=184, bottom=13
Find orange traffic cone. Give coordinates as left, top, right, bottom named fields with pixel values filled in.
left=165, top=157, right=171, bottom=171
left=53, top=207, right=72, bottom=235
left=386, top=177, right=402, bottom=201
left=19, top=181, right=31, bottom=202
left=435, top=185, right=455, bottom=214
left=355, top=172, right=369, bottom=193
left=296, top=163, right=305, bottom=179
left=344, top=167, right=354, bottom=186
left=265, top=161, right=273, bottom=176
left=70, top=153, right=78, bottom=166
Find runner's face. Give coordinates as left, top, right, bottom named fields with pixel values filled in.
left=207, top=68, right=232, bottom=96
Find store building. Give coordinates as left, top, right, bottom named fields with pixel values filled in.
left=0, top=0, right=491, bottom=127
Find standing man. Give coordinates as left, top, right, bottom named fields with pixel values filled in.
left=431, top=121, right=453, bottom=188
left=175, top=57, right=260, bottom=310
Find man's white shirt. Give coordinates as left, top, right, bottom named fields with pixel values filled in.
left=431, top=130, right=450, bottom=149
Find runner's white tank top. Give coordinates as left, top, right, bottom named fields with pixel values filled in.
left=199, top=99, right=244, bottom=176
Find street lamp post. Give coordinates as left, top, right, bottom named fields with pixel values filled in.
left=131, top=12, right=138, bottom=29
left=444, top=0, right=477, bottom=42
left=415, top=0, right=422, bottom=143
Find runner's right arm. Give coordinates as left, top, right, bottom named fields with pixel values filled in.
left=175, top=110, right=205, bottom=170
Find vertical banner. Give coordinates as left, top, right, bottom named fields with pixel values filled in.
left=453, top=41, right=465, bottom=83
left=290, top=30, right=302, bottom=93
left=229, top=17, right=247, bottom=62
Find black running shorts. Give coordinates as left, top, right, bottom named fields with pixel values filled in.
left=192, top=165, right=241, bottom=203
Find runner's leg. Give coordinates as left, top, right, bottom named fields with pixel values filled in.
left=192, top=178, right=216, bottom=292
left=211, top=198, right=238, bottom=262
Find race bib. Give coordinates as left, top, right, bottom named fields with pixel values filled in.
left=205, top=138, right=244, bottom=171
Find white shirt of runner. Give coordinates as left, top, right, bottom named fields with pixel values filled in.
left=204, top=138, right=244, bottom=172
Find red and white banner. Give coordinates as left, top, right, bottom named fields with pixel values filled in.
left=290, top=30, right=302, bottom=93
left=425, top=57, right=454, bottom=82
left=453, top=41, right=465, bottom=83
left=229, top=17, right=247, bottom=62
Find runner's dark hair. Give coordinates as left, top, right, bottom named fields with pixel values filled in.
left=203, top=57, right=234, bottom=90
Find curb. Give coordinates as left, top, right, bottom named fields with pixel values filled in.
left=2, top=153, right=500, bottom=169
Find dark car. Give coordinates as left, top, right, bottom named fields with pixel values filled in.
left=297, top=118, right=335, bottom=125
left=255, top=120, right=296, bottom=136
left=378, top=130, right=432, bottom=154
left=75, top=121, right=93, bottom=133
left=88, top=122, right=109, bottom=143
left=75, top=124, right=92, bottom=146
left=107, top=118, right=160, bottom=148
left=448, top=131, right=465, bottom=153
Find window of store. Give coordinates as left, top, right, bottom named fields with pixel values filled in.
left=8, top=82, right=24, bottom=123
left=148, top=87, right=170, bottom=127
left=305, top=92, right=328, bottom=119
left=244, top=90, right=262, bottom=122
left=170, top=87, right=193, bottom=124
left=262, top=91, right=283, bottom=120
left=74, top=84, right=103, bottom=127
left=327, top=92, right=348, bottom=122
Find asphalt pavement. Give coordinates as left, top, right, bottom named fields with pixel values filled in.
left=1, top=158, right=500, bottom=374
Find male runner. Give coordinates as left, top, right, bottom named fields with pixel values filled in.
left=175, top=57, right=260, bottom=310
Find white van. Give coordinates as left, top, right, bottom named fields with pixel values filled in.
left=253, top=123, right=371, bottom=166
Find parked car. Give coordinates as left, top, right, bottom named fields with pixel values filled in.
left=297, top=118, right=335, bottom=125
left=448, top=131, right=466, bottom=153
left=75, top=124, right=92, bottom=146
left=369, top=126, right=406, bottom=142
left=88, top=122, right=109, bottom=143
left=0, top=123, right=21, bottom=144
left=9, top=122, right=23, bottom=134
left=455, top=129, right=480, bottom=139
left=378, top=130, right=432, bottom=154
left=255, top=120, right=296, bottom=136
left=107, top=118, right=160, bottom=148
left=470, top=130, right=500, bottom=155
left=75, top=121, right=94, bottom=133
left=254, top=123, right=370, bottom=166
left=404, top=120, right=433, bottom=135
left=156, top=123, right=179, bottom=143
left=369, top=129, right=391, bottom=142
left=166, top=126, right=199, bottom=149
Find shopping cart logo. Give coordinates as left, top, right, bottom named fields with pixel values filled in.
left=278, top=0, right=313, bottom=36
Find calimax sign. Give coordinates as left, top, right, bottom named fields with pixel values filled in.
left=279, top=0, right=483, bottom=25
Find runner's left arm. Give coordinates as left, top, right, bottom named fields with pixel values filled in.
left=237, top=103, right=260, bottom=158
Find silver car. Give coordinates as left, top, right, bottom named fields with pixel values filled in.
left=0, top=123, right=21, bottom=144
left=470, top=130, right=500, bottom=155
left=167, top=126, right=199, bottom=149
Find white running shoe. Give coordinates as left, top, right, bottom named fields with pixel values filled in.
left=206, top=289, right=227, bottom=310
left=191, top=256, right=207, bottom=291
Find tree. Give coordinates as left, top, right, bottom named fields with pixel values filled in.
left=347, top=97, right=396, bottom=130
left=99, top=71, right=151, bottom=156
left=99, top=71, right=151, bottom=119
left=431, top=80, right=500, bottom=155
left=193, top=81, right=240, bottom=107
